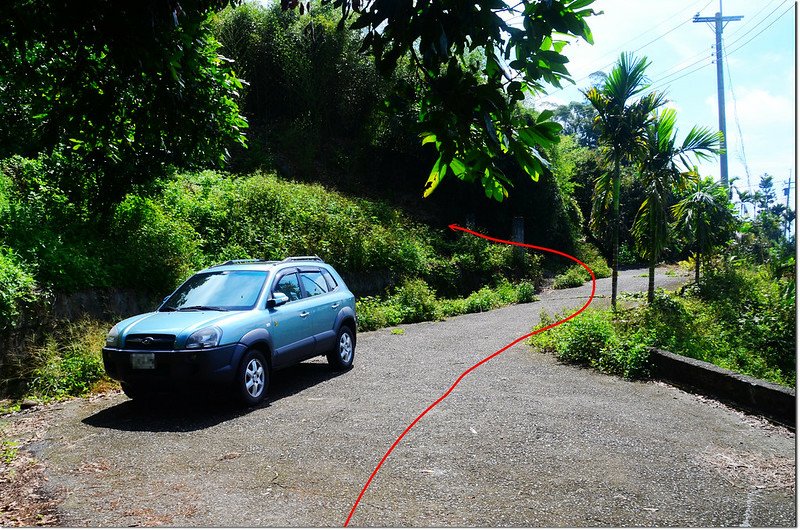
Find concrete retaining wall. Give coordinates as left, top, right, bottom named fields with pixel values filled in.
left=649, top=348, right=796, bottom=427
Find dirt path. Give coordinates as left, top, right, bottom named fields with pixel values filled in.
left=2, top=267, right=795, bottom=526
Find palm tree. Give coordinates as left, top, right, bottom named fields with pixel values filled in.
left=673, top=177, right=738, bottom=283
left=632, top=109, right=721, bottom=302
left=585, top=52, right=665, bottom=310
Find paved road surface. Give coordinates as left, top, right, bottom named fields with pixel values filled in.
left=12, top=268, right=797, bottom=526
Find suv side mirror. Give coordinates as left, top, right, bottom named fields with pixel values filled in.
left=267, top=292, right=289, bottom=308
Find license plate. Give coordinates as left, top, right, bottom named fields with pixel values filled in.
left=131, top=353, right=155, bottom=369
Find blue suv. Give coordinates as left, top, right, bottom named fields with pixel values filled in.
left=102, top=257, right=357, bottom=405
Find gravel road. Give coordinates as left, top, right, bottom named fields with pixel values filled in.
left=11, top=267, right=796, bottom=526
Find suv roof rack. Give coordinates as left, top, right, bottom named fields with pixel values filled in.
left=280, top=255, right=324, bottom=263
left=210, top=259, right=278, bottom=268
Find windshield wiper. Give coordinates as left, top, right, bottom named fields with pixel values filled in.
left=160, top=306, right=178, bottom=312
left=177, top=305, right=230, bottom=312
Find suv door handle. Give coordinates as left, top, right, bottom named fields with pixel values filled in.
left=299, top=311, right=310, bottom=318
left=331, top=302, right=341, bottom=309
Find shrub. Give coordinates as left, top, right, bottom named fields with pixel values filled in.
left=392, top=279, right=440, bottom=323
left=110, top=195, right=202, bottom=294
left=26, top=319, right=110, bottom=400
left=553, top=265, right=590, bottom=289
left=554, top=310, right=616, bottom=364
left=0, top=156, right=109, bottom=291
left=464, top=287, right=501, bottom=313
left=0, top=248, right=40, bottom=331
left=530, top=308, right=651, bottom=380
left=355, top=296, right=403, bottom=331
left=576, top=241, right=612, bottom=279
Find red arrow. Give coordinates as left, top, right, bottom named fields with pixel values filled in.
left=344, top=224, right=596, bottom=526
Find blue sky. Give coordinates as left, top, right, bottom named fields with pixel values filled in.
left=534, top=0, right=796, bottom=213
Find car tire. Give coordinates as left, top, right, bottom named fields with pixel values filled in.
left=327, top=325, right=355, bottom=371
left=237, top=350, right=269, bottom=406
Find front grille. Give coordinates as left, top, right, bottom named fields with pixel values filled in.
left=124, top=334, right=176, bottom=350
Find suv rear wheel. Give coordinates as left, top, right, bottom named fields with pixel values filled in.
left=327, top=325, right=355, bottom=371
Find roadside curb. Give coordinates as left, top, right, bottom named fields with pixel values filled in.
left=649, top=348, right=796, bottom=428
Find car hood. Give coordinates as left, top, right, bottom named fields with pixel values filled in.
left=116, top=310, right=247, bottom=347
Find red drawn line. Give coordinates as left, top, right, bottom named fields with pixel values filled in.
left=343, top=224, right=597, bottom=527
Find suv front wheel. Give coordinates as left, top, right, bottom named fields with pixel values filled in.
left=327, top=325, right=355, bottom=371
left=237, top=350, right=269, bottom=406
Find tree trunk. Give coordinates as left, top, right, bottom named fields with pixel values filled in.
left=695, top=251, right=700, bottom=283
left=611, top=155, right=621, bottom=311
left=648, top=216, right=656, bottom=303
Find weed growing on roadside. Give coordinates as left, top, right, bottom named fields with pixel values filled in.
left=356, top=279, right=540, bottom=332
left=552, top=265, right=590, bottom=289
left=25, top=319, right=113, bottom=401
left=1, top=439, right=19, bottom=465
left=531, top=262, right=795, bottom=386
left=529, top=308, right=652, bottom=380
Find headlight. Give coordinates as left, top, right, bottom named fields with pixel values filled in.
left=105, top=324, right=120, bottom=347
left=185, top=326, right=222, bottom=349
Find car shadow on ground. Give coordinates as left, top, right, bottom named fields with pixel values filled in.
left=81, top=361, right=347, bottom=433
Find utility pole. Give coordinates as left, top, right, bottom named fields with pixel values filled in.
left=784, top=170, right=793, bottom=238
left=693, top=0, right=743, bottom=189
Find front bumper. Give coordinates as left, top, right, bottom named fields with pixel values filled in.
left=102, top=344, right=241, bottom=389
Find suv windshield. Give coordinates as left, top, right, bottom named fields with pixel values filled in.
left=161, top=270, right=268, bottom=311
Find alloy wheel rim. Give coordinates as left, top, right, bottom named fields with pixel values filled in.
left=339, top=333, right=353, bottom=364
left=245, top=358, right=265, bottom=398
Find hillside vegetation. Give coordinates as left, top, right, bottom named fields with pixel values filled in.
left=0, top=166, right=546, bottom=404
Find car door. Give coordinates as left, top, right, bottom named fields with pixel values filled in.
left=297, top=268, right=339, bottom=354
left=269, top=269, right=318, bottom=368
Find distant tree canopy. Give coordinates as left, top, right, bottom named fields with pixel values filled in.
left=0, top=0, right=247, bottom=208
left=552, top=101, right=599, bottom=148
left=283, top=0, right=598, bottom=201
left=0, top=0, right=597, bottom=206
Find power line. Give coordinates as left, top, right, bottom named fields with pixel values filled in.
left=723, top=0, right=792, bottom=49
left=724, top=0, right=784, bottom=38
left=649, top=58, right=714, bottom=91
left=643, top=0, right=788, bottom=87
left=529, top=0, right=715, bottom=101
left=648, top=0, right=794, bottom=91
left=692, top=2, right=743, bottom=187
left=726, top=2, right=795, bottom=56
left=723, top=50, right=752, bottom=183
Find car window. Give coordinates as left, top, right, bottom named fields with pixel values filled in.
left=299, top=270, right=328, bottom=297
left=275, top=273, right=302, bottom=302
left=321, top=269, right=338, bottom=291
left=163, top=270, right=267, bottom=311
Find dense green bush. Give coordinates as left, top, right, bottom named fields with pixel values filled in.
left=0, top=247, right=40, bottom=331
left=552, top=265, right=590, bottom=289
left=0, top=156, right=110, bottom=291
left=640, top=264, right=795, bottom=386
left=534, top=260, right=796, bottom=386
left=111, top=195, right=203, bottom=294
left=356, top=279, right=540, bottom=332
left=530, top=309, right=651, bottom=379
left=26, top=319, right=110, bottom=400
left=393, top=279, right=440, bottom=323
left=551, top=241, right=611, bottom=289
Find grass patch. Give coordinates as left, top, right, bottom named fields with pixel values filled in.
left=1, top=439, right=19, bottom=465
left=551, top=242, right=611, bottom=290
left=23, top=319, right=114, bottom=402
